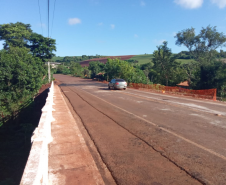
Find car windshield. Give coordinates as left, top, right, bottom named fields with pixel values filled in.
left=116, top=79, right=125, bottom=82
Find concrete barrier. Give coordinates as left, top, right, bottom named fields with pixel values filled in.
left=20, top=81, right=54, bottom=185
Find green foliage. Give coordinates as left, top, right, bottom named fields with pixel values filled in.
left=175, top=26, right=226, bottom=95
left=56, top=65, right=70, bottom=75
left=104, top=58, right=146, bottom=83
left=152, top=41, right=184, bottom=86
left=0, top=22, right=32, bottom=49
left=70, top=61, right=83, bottom=76
left=175, top=25, right=226, bottom=64
left=29, top=33, right=56, bottom=62
left=88, top=61, right=105, bottom=78
left=0, top=47, right=47, bottom=118
left=0, top=22, right=56, bottom=62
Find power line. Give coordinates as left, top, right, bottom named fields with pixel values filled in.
left=38, top=0, right=43, bottom=35
left=51, top=0, right=57, bottom=38
left=48, top=0, right=49, bottom=38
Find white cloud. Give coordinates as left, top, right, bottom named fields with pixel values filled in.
left=174, top=0, right=203, bottom=9
left=98, top=22, right=103, bottom=26
left=154, top=39, right=166, bottom=45
left=68, top=18, right=81, bottom=25
left=134, top=34, right=139, bottom=38
left=140, top=1, right=146, bottom=6
left=110, top=24, right=115, bottom=29
left=211, top=0, right=226, bottom=8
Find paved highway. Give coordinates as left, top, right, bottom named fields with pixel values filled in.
left=54, top=74, right=226, bottom=185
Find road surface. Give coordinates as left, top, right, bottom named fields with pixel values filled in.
left=54, top=74, right=226, bottom=185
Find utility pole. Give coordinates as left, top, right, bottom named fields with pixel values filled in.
left=48, top=0, right=51, bottom=83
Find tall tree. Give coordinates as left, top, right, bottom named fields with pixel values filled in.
left=175, top=26, right=226, bottom=90
left=0, top=22, right=32, bottom=49
left=0, top=22, right=56, bottom=62
left=152, top=41, right=179, bottom=86
left=175, top=26, right=226, bottom=64
left=29, top=33, right=56, bottom=62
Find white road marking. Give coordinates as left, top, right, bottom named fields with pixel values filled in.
left=77, top=87, right=226, bottom=161
left=122, top=91, right=226, bottom=116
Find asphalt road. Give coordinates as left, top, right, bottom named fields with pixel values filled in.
left=54, top=74, right=226, bottom=185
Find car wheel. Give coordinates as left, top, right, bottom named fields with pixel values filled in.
left=124, top=88, right=126, bottom=90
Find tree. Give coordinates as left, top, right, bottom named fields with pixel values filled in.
left=140, top=62, right=154, bottom=83
left=175, top=26, right=226, bottom=90
left=152, top=41, right=179, bottom=86
left=70, top=62, right=83, bottom=76
left=0, top=22, right=56, bottom=62
left=0, top=47, right=47, bottom=118
left=88, top=61, right=105, bottom=78
left=175, top=26, right=226, bottom=64
left=0, top=22, right=32, bottom=49
left=29, top=33, right=56, bottom=62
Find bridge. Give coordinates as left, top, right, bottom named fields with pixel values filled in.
left=20, top=74, right=226, bottom=185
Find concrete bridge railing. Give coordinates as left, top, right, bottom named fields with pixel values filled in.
left=20, top=81, right=54, bottom=185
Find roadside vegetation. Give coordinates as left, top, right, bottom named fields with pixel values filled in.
left=54, top=26, right=226, bottom=100
left=0, top=22, right=56, bottom=125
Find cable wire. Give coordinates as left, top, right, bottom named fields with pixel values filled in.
left=48, top=0, right=49, bottom=38
left=51, top=0, right=57, bottom=38
left=38, top=0, right=43, bottom=35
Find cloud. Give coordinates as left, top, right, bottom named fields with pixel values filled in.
left=68, top=18, right=81, bottom=25
left=140, top=1, right=146, bottom=6
left=211, top=0, right=226, bottom=8
left=98, top=22, right=103, bottom=26
left=110, top=24, right=115, bottom=29
left=134, top=34, right=139, bottom=38
left=154, top=39, right=166, bottom=45
left=174, top=0, right=203, bottom=9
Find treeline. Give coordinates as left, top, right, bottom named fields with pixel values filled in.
left=54, top=26, right=226, bottom=99
left=0, top=22, right=56, bottom=125
left=55, top=54, right=103, bottom=64
left=174, top=50, right=226, bottom=59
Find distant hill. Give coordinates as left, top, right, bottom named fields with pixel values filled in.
left=79, top=55, right=136, bottom=66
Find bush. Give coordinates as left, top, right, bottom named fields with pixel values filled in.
left=0, top=47, right=47, bottom=120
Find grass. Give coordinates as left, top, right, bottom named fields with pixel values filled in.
left=129, top=54, right=154, bottom=64
left=51, top=56, right=64, bottom=61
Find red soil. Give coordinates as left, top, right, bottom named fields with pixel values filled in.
left=80, top=55, right=136, bottom=67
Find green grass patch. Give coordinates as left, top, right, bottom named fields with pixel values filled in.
left=130, top=54, right=154, bottom=64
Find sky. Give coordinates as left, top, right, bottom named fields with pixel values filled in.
left=1, top=0, right=226, bottom=56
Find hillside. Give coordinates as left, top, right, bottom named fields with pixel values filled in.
left=79, top=55, right=136, bottom=66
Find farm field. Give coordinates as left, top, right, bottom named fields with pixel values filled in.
left=79, top=55, right=136, bottom=66
left=52, top=54, right=198, bottom=65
